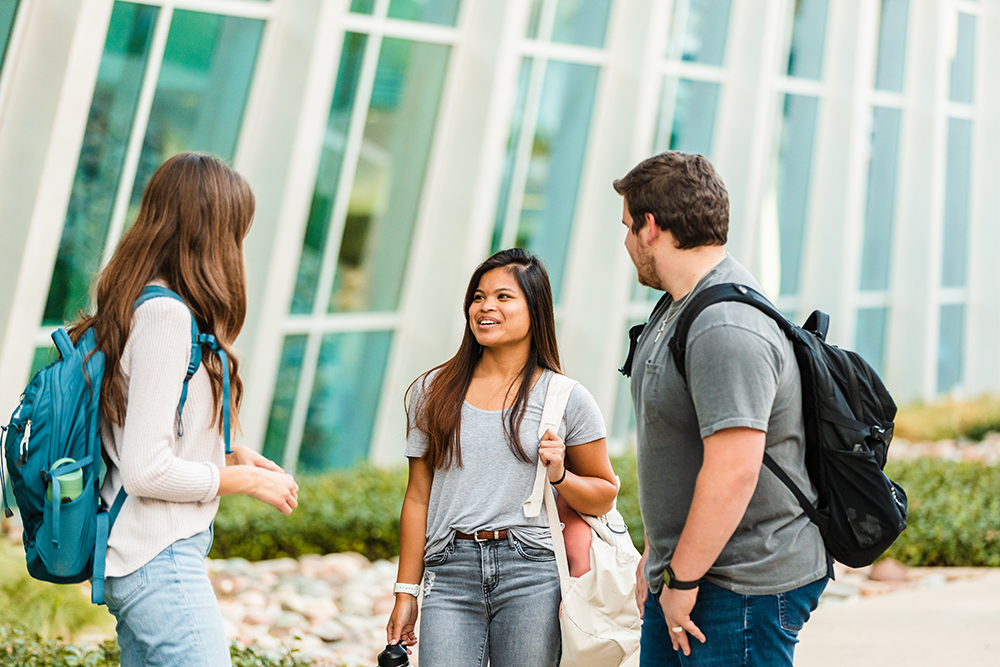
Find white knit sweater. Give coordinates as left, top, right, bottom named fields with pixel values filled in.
left=99, top=289, right=223, bottom=577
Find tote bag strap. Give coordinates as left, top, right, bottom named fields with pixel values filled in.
left=522, top=373, right=578, bottom=594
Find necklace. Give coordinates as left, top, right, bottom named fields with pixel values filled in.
left=653, top=289, right=694, bottom=342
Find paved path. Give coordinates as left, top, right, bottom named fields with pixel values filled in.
left=797, top=569, right=1000, bottom=666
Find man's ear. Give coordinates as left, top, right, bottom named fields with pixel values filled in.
left=643, top=212, right=661, bottom=244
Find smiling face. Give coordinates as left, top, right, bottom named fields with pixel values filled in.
left=469, top=267, right=531, bottom=351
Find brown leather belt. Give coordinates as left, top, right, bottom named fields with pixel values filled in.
left=455, top=530, right=509, bottom=541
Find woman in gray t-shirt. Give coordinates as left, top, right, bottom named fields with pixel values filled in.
left=385, top=249, right=619, bottom=667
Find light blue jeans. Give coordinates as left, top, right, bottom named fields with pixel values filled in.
left=104, top=528, right=231, bottom=667
left=418, top=534, right=562, bottom=667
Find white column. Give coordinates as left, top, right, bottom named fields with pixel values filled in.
left=884, top=0, right=946, bottom=404
left=0, top=0, right=113, bottom=412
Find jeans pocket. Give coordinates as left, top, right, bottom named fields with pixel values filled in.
left=105, top=565, right=148, bottom=610
left=513, top=541, right=555, bottom=562
left=424, top=548, right=451, bottom=567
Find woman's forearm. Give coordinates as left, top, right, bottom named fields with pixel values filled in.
left=552, top=472, right=618, bottom=516
left=396, top=495, right=428, bottom=586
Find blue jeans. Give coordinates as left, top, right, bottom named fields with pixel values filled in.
left=104, top=528, right=231, bottom=667
left=418, top=534, right=562, bottom=667
left=640, top=577, right=827, bottom=667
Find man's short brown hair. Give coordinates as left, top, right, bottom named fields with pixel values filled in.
left=613, top=152, right=728, bottom=248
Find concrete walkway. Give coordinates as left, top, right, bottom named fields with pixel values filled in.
left=796, top=569, right=1000, bottom=666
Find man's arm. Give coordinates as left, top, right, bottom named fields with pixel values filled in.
left=658, top=426, right=765, bottom=655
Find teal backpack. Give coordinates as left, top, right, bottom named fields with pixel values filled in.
left=0, top=285, right=231, bottom=604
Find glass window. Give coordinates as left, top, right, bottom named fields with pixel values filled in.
left=0, top=0, right=20, bottom=73
left=668, top=0, right=733, bottom=66
left=292, top=32, right=368, bottom=315
left=350, top=0, right=376, bottom=14
left=125, top=11, right=264, bottom=223
left=388, top=0, right=461, bottom=26
left=775, top=94, right=819, bottom=297
left=855, top=307, right=888, bottom=375
left=874, top=0, right=908, bottom=93
left=492, top=58, right=533, bottom=253
left=787, top=0, right=829, bottom=80
left=653, top=78, right=720, bottom=157
left=495, top=60, right=600, bottom=300
left=941, top=118, right=972, bottom=288
left=551, top=0, right=612, bottom=48
left=937, top=303, right=965, bottom=393
left=328, top=38, right=451, bottom=313
left=298, top=331, right=393, bottom=471
left=859, top=107, right=902, bottom=292
left=526, top=0, right=543, bottom=39
left=261, top=335, right=307, bottom=465
left=43, top=4, right=159, bottom=325
left=42, top=8, right=263, bottom=327
left=949, top=13, right=975, bottom=104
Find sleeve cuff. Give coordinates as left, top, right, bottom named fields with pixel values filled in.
left=201, top=462, right=221, bottom=503
left=699, top=418, right=768, bottom=439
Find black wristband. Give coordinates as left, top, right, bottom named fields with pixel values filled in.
left=665, top=563, right=701, bottom=590
left=551, top=467, right=567, bottom=485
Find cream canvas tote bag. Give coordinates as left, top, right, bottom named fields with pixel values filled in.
left=523, top=374, right=642, bottom=667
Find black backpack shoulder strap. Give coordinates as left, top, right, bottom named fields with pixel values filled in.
left=667, top=283, right=795, bottom=382
left=619, top=291, right=672, bottom=378
left=668, top=283, right=825, bottom=531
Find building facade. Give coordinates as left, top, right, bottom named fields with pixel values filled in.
left=1, top=0, right=997, bottom=472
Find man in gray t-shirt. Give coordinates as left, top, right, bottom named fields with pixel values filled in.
left=613, top=152, right=828, bottom=666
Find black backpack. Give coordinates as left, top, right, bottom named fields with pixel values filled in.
left=623, top=283, right=907, bottom=568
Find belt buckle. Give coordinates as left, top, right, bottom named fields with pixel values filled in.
left=475, top=530, right=500, bottom=542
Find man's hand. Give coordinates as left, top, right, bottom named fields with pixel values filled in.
left=659, top=587, right=706, bottom=656
left=635, top=547, right=648, bottom=618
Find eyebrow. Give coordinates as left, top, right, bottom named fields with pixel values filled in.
left=474, top=286, right=518, bottom=294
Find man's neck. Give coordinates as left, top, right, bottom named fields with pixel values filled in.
left=659, top=246, right=727, bottom=301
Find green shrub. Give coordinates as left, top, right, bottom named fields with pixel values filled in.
left=883, top=458, right=1000, bottom=566
left=211, top=456, right=1000, bottom=569
left=0, top=624, right=313, bottom=667
left=895, top=395, right=1000, bottom=442
left=211, top=465, right=407, bottom=561
left=0, top=542, right=115, bottom=641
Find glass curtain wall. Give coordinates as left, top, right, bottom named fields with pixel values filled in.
left=34, top=3, right=265, bottom=374
left=766, top=0, right=828, bottom=311
left=612, top=0, right=734, bottom=437
left=854, top=0, right=908, bottom=374
left=0, top=0, right=20, bottom=74
left=491, top=0, right=609, bottom=301
left=263, top=3, right=456, bottom=472
left=937, top=9, right=975, bottom=393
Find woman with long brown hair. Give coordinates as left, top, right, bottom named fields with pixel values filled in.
left=72, top=152, right=299, bottom=666
left=385, top=248, right=619, bottom=666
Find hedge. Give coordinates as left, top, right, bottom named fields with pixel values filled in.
left=211, top=456, right=1000, bottom=568
left=0, top=625, right=311, bottom=667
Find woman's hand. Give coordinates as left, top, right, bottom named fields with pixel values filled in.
left=538, top=428, right=566, bottom=483
left=226, top=445, right=285, bottom=472
left=386, top=594, right=419, bottom=652
left=248, top=468, right=299, bottom=515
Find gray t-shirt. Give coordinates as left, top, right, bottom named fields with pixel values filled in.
left=631, top=254, right=827, bottom=596
left=406, top=369, right=607, bottom=558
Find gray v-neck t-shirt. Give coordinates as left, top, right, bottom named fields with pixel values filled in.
left=631, top=254, right=827, bottom=595
left=406, top=369, right=607, bottom=558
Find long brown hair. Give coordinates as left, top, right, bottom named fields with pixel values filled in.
left=68, top=152, right=255, bottom=435
left=408, top=249, right=562, bottom=469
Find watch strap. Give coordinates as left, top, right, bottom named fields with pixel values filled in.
left=393, top=582, right=420, bottom=597
left=665, top=563, right=701, bottom=590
